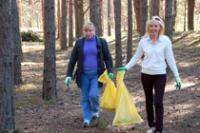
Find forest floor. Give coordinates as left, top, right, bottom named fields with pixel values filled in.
left=15, top=31, right=200, bottom=133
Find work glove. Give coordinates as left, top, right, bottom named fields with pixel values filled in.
left=108, top=72, right=114, bottom=80
left=175, top=77, right=182, bottom=90
left=116, top=66, right=128, bottom=72
left=65, top=76, right=72, bottom=87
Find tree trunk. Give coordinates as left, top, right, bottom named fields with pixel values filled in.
left=42, top=0, right=57, bottom=100
left=68, top=0, right=74, bottom=47
left=57, top=0, right=61, bottom=39
left=74, top=0, right=84, bottom=39
left=140, top=0, right=148, bottom=36
left=114, top=0, right=122, bottom=67
left=188, top=0, right=195, bottom=30
left=13, top=0, right=22, bottom=85
left=59, top=0, right=67, bottom=50
left=165, top=0, right=173, bottom=41
left=99, top=0, right=103, bottom=36
left=184, top=0, right=187, bottom=31
left=133, top=0, right=141, bottom=33
left=0, top=0, right=15, bottom=130
left=127, top=0, right=133, bottom=63
left=133, top=0, right=140, bottom=33
left=150, top=0, right=160, bottom=17
left=107, top=0, right=111, bottom=36
left=90, top=0, right=101, bottom=36
left=172, top=0, right=177, bottom=32
left=28, top=0, right=33, bottom=28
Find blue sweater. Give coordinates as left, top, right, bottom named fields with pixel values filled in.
left=83, top=36, right=98, bottom=72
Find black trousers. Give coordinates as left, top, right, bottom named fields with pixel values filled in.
left=141, top=73, right=166, bottom=132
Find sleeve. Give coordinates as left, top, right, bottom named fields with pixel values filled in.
left=165, top=39, right=179, bottom=78
left=101, top=38, right=113, bottom=73
left=66, top=41, right=79, bottom=77
left=125, top=41, right=144, bottom=70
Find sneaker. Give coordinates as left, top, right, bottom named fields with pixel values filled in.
left=90, top=116, right=99, bottom=127
left=83, top=122, right=89, bottom=128
left=82, top=120, right=90, bottom=128
left=146, top=127, right=155, bottom=133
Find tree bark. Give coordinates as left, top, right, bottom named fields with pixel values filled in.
left=140, top=0, right=148, bottom=36
left=188, top=0, right=195, bottom=30
left=114, top=0, right=122, bottom=67
left=13, top=0, right=22, bottom=85
left=150, top=0, right=160, bottom=17
left=68, top=0, right=74, bottom=47
left=133, top=0, right=140, bottom=33
left=0, top=0, right=15, bottom=130
left=57, top=0, right=61, bottom=39
left=107, top=0, right=111, bottom=36
left=74, top=0, right=84, bottom=39
left=127, top=0, right=133, bottom=63
left=59, top=0, right=67, bottom=50
left=99, top=0, right=103, bottom=36
left=90, top=0, right=101, bottom=36
left=165, top=0, right=173, bottom=41
left=42, top=0, right=57, bottom=100
left=172, top=0, right=177, bottom=32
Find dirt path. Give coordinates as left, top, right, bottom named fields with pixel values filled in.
left=16, top=32, right=200, bottom=133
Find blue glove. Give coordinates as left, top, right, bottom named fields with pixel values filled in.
left=175, top=77, right=182, bottom=90
left=108, top=72, right=114, bottom=79
left=65, top=77, right=72, bottom=87
left=116, top=66, right=127, bottom=72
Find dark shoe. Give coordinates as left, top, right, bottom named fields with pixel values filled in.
left=90, top=116, right=99, bottom=127
left=83, top=122, right=89, bottom=128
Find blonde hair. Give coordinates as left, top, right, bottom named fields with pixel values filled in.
left=83, top=22, right=96, bottom=32
left=145, top=16, right=165, bottom=36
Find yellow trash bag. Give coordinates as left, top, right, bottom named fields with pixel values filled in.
left=113, top=71, right=143, bottom=126
left=98, top=70, right=116, bottom=110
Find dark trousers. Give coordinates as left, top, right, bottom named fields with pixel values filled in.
left=141, top=73, right=166, bottom=132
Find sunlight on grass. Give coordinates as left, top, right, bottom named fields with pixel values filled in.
left=16, top=83, right=39, bottom=93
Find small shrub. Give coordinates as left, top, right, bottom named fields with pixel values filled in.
left=21, top=31, right=42, bottom=42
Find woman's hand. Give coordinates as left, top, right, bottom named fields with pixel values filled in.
left=116, top=67, right=127, bottom=72
left=65, top=77, right=72, bottom=87
left=108, top=72, right=114, bottom=79
left=175, top=77, right=182, bottom=90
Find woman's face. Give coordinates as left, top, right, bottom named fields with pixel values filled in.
left=148, top=21, right=161, bottom=38
left=83, top=28, right=95, bottom=39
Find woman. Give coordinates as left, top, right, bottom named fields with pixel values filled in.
left=65, top=22, right=113, bottom=128
left=117, top=16, right=182, bottom=133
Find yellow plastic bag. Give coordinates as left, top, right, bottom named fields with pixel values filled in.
left=99, top=70, right=116, bottom=110
left=113, top=71, right=143, bottom=126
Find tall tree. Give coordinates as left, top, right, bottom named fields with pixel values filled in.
left=127, top=0, right=133, bottom=63
left=165, top=0, right=173, bottom=41
left=59, top=0, right=67, bottom=50
left=13, top=0, right=22, bottom=85
left=90, top=0, right=101, bottom=36
left=68, top=0, right=74, bottom=47
left=140, top=0, right=148, bottom=36
left=42, top=0, right=57, bottom=100
left=99, top=0, right=103, bottom=36
left=133, top=0, right=141, bottom=33
left=74, top=0, right=84, bottom=39
left=57, top=0, right=61, bottom=39
left=150, top=0, right=160, bottom=17
left=28, top=0, right=33, bottom=28
left=0, top=0, right=15, bottom=130
left=107, top=0, right=111, bottom=36
left=114, top=0, right=122, bottom=67
left=172, top=0, right=177, bottom=31
left=188, top=0, right=195, bottom=30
